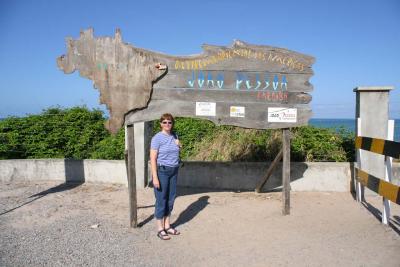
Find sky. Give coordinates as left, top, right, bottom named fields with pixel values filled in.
left=0, top=0, right=399, bottom=119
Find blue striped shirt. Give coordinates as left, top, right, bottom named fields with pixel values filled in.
left=150, top=132, right=180, bottom=167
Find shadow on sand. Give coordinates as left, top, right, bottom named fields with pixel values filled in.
left=361, top=201, right=400, bottom=236
left=0, top=159, right=85, bottom=216
left=137, top=189, right=210, bottom=228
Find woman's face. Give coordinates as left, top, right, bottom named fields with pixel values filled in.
left=160, top=119, right=173, bottom=131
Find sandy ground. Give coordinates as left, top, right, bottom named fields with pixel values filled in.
left=0, top=181, right=399, bottom=267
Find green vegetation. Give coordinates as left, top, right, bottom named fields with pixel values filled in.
left=172, top=123, right=355, bottom=162
left=291, top=126, right=355, bottom=162
left=0, top=106, right=123, bottom=160
left=156, top=117, right=216, bottom=160
left=0, top=106, right=355, bottom=161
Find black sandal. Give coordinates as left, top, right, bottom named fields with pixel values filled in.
left=165, top=227, right=180, bottom=235
left=157, top=229, right=171, bottom=240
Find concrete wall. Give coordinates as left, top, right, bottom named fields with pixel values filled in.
left=174, top=162, right=353, bottom=192
left=1, top=159, right=399, bottom=193
left=0, top=159, right=128, bottom=185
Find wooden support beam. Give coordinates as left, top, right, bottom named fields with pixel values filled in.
left=126, top=124, right=137, bottom=228
left=282, top=128, right=291, bottom=215
left=255, top=149, right=283, bottom=193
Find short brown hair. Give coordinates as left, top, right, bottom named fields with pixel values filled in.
left=159, top=113, right=175, bottom=125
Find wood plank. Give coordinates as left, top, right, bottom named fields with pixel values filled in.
left=282, top=129, right=291, bottom=215
left=255, top=149, right=283, bottom=193
left=126, top=124, right=137, bottom=228
left=201, top=41, right=315, bottom=70
left=152, top=88, right=312, bottom=105
left=154, top=70, right=313, bottom=92
left=169, top=41, right=315, bottom=74
left=125, top=100, right=312, bottom=129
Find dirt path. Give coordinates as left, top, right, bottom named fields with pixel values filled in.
left=1, top=181, right=399, bottom=266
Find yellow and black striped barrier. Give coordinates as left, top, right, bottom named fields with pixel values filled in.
left=355, top=136, right=400, bottom=159
left=355, top=168, right=400, bottom=205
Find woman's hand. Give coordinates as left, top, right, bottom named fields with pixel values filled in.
left=153, top=177, right=160, bottom=189
left=175, top=139, right=182, bottom=148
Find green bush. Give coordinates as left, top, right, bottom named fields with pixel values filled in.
left=184, top=126, right=274, bottom=161
left=291, top=126, right=355, bottom=162
left=153, top=117, right=216, bottom=159
left=0, top=106, right=108, bottom=159
left=89, top=127, right=125, bottom=160
left=0, top=107, right=355, bottom=162
left=181, top=124, right=355, bottom=162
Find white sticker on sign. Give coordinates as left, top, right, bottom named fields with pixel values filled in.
left=196, top=102, right=216, bottom=116
left=268, top=108, right=297, bottom=123
left=230, top=106, right=245, bottom=118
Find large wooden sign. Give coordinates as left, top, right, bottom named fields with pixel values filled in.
left=57, top=28, right=314, bottom=134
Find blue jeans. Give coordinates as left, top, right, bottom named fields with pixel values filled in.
left=154, top=165, right=179, bottom=219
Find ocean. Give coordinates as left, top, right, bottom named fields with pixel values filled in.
left=1, top=117, right=399, bottom=141
left=309, top=119, right=400, bottom=142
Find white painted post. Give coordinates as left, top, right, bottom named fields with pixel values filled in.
left=354, top=86, right=393, bottom=204
left=134, top=121, right=153, bottom=188
left=355, top=118, right=364, bottom=202
left=382, top=120, right=394, bottom=225
left=125, top=125, right=128, bottom=150
left=125, top=122, right=149, bottom=188
left=134, top=122, right=145, bottom=188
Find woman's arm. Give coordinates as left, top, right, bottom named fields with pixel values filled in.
left=150, top=149, right=160, bottom=189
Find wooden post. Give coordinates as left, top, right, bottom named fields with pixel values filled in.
left=282, top=128, right=290, bottom=215
left=126, top=124, right=137, bottom=228
left=255, top=149, right=283, bottom=193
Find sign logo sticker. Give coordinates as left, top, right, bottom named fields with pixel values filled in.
left=196, top=102, right=216, bottom=116
left=230, top=106, right=245, bottom=118
left=268, top=108, right=297, bottom=123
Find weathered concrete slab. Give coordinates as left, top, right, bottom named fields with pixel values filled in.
left=1, top=159, right=399, bottom=192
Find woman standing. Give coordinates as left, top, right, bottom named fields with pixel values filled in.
left=150, top=113, right=181, bottom=240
